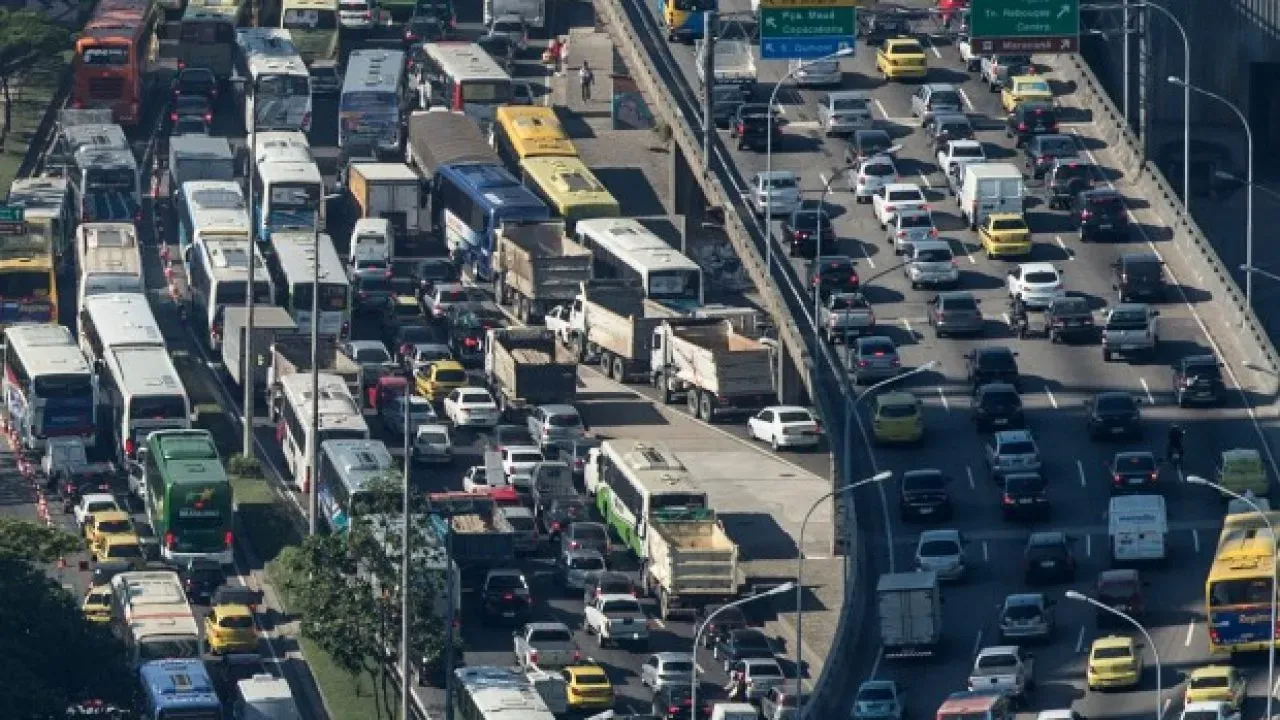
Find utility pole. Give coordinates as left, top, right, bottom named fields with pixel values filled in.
left=443, top=528, right=456, bottom=720
left=1137, top=1, right=1150, bottom=161
left=308, top=215, right=319, bottom=536
left=701, top=11, right=717, bottom=175
left=242, top=127, right=256, bottom=459
left=1122, top=0, right=1131, bottom=126
left=400, top=396, right=411, bottom=720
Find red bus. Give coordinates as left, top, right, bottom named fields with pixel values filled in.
left=71, top=0, right=157, bottom=126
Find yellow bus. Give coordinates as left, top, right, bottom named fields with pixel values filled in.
left=492, top=105, right=577, bottom=169
left=518, top=156, right=619, bottom=230
left=280, top=0, right=340, bottom=65
left=1205, top=510, right=1280, bottom=654
left=0, top=227, right=57, bottom=331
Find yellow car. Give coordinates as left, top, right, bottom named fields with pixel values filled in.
left=876, top=38, right=927, bottom=81
left=1185, top=665, right=1246, bottom=709
left=1001, top=75, right=1054, bottom=113
left=561, top=664, right=614, bottom=711
left=84, top=509, right=135, bottom=548
left=82, top=585, right=113, bottom=624
left=204, top=604, right=259, bottom=655
left=91, top=533, right=144, bottom=567
left=872, top=391, right=923, bottom=444
left=415, top=360, right=467, bottom=403
left=1086, top=635, right=1143, bottom=690
left=979, top=213, right=1033, bottom=259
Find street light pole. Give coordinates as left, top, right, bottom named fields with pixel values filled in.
left=1065, top=590, right=1162, bottom=720
left=401, top=384, right=412, bottom=720
left=692, top=582, right=796, bottom=718
left=243, top=127, right=257, bottom=458
left=308, top=211, right=320, bottom=536
left=793, top=470, right=892, bottom=717
left=1187, top=475, right=1277, bottom=720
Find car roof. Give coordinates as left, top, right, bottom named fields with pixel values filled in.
left=93, top=510, right=131, bottom=522
left=525, top=621, right=572, bottom=631
left=884, top=182, right=922, bottom=192
left=347, top=340, right=387, bottom=350
left=1016, top=100, right=1055, bottom=112
left=856, top=335, right=895, bottom=348
left=826, top=90, right=869, bottom=101
left=1018, top=262, right=1058, bottom=273
left=1003, top=592, right=1045, bottom=606
left=1092, top=635, right=1135, bottom=649
left=875, top=391, right=917, bottom=407
left=538, top=404, right=579, bottom=415
left=765, top=404, right=812, bottom=414
left=895, top=207, right=931, bottom=218
left=937, top=290, right=976, bottom=300
left=82, top=493, right=117, bottom=505
left=1189, top=665, right=1234, bottom=678
left=947, top=139, right=982, bottom=149
left=933, top=112, right=970, bottom=123
left=923, top=82, right=957, bottom=91
left=994, top=429, right=1033, bottom=443
left=974, top=345, right=1014, bottom=358
left=1098, top=568, right=1140, bottom=583
left=1120, top=251, right=1161, bottom=263
left=652, top=651, right=694, bottom=662
left=919, top=528, right=961, bottom=542
left=911, top=239, right=949, bottom=252
left=1029, top=530, right=1066, bottom=543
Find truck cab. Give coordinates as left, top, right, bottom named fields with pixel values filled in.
left=350, top=217, right=392, bottom=270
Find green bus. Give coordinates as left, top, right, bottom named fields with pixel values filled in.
left=139, top=429, right=235, bottom=565
left=584, top=440, right=710, bottom=557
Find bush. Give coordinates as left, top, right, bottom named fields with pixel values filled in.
left=228, top=454, right=262, bottom=478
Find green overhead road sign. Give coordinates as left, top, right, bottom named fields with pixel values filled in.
left=759, top=6, right=856, bottom=37
left=0, top=206, right=24, bottom=235
left=970, top=0, right=1080, bottom=54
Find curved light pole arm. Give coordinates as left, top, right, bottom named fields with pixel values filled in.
left=1067, top=592, right=1162, bottom=720
left=1142, top=3, right=1190, bottom=205
left=692, top=581, right=796, bottom=716
left=1242, top=265, right=1280, bottom=285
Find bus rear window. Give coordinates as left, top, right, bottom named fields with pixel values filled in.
left=293, top=283, right=349, bottom=311
left=129, top=396, right=188, bottom=421
left=33, top=375, right=93, bottom=397
left=341, top=91, right=399, bottom=112
left=651, top=492, right=707, bottom=512
left=181, top=21, right=235, bottom=43
left=216, top=281, right=273, bottom=307
left=0, top=271, right=51, bottom=297
left=461, top=81, right=512, bottom=104
left=81, top=47, right=128, bottom=65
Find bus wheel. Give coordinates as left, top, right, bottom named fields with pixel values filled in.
left=611, top=356, right=626, bottom=381
left=699, top=392, right=715, bottom=422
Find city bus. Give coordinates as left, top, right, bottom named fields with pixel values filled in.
left=266, top=230, right=349, bottom=338
left=491, top=105, right=577, bottom=168
left=277, top=372, right=370, bottom=491
left=178, top=0, right=247, bottom=80
left=233, top=28, right=314, bottom=133
left=339, top=49, right=408, bottom=157
left=252, top=129, right=314, bottom=167
left=518, top=156, right=620, bottom=231
left=453, top=667, right=557, bottom=720
left=0, top=224, right=57, bottom=332
left=660, top=0, right=714, bottom=42
left=186, top=237, right=274, bottom=352
left=71, top=0, right=159, bottom=125
left=1206, top=510, right=1280, bottom=653
left=1, top=324, right=96, bottom=453
left=316, top=438, right=395, bottom=533
left=140, top=429, right=233, bottom=564
left=279, top=0, right=340, bottom=65
left=432, top=163, right=549, bottom=281
left=574, top=218, right=704, bottom=310
left=6, top=177, right=74, bottom=265
left=75, top=222, right=143, bottom=313
left=585, top=439, right=710, bottom=558
left=176, top=180, right=248, bottom=260
left=138, top=659, right=222, bottom=720
left=54, top=117, right=142, bottom=225
left=421, top=43, right=513, bottom=129
left=252, top=159, right=324, bottom=238
left=110, top=572, right=202, bottom=666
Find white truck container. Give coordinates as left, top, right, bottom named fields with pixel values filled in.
left=233, top=674, right=302, bottom=720
left=346, top=163, right=429, bottom=256
left=483, top=0, right=545, bottom=28
left=958, top=162, right=1024, bottom=230
left=695, top=39, right=756, bottom=91
left=350, top=217, right=393, bottom=267
left=221, top=306, right=299, bottom=394
left=644, top=513, right=740, bottom=620
left=650, top=319, right=775, bottom=422
left=877, top=571, right=943, bottom=658
left=1108, top=494, right=1168, bottom=564
left=565, top=281, right=683, bottom=382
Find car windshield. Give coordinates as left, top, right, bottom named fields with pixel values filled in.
left=778, top=411, right=813, bottom=423
left=939, top=121, right=971, bottom=137
left=864, top=162, right=895, bottom=177
left=976, top=653, right=1017, bottom=669
left=663, top=661, right=694, bottom=673
left=574, top=672, right=610, bottom=686
left=765, top=176, right=797, bottom=190
left=87, top=501, right=117, bottom=514
left=97, top=519, right=132, bottom=534
left=1024, top=271, right=1058, bottom=284
left=1185, top=362, right=1222, bottom=380
left=750, top=663, right=782, bottom=677
left=600, top=578, right=632, bottom=594
left=488, top=574, right=525, bottom=590
left=1096, top=395, right=1136, bottom=412
left=858, top=687, right=895, bottom=702
left=493, top=19, right=523, bottom=32
left=1038, top=137, right=1077, bottom=155
left=1126, top=261, right=1161, bottom=279
left=917, top=248, right=951, bottom=262
left=1003, top=602, right=1042, bottom=620
left=418, top=430, right=448, bottom=444
left=793, top=210, right=829, bottom=226
left=887, top=189, right=922, bottom=203
left=904, top=473, right=944, bottom=490
left=919, top=540, right=959, bottom=556
left=1000, top=441, right=1036, bottom=455
left=1094, top=645, right=1132, bottom=660
left=951, top=144, right=983, bottom=158
left=1190, top=675, right=1230, bottom=689
left=1115, top=454, right=1155, bottom=472
left=899, top=213, right=932, bottom=229
left=943, top=296, right=978, bottom=311
left=1088, top=195, right=1126, bottom=215
left=1108, top=310, right=1147, bottom=328
left=991, top=218, right=1028, bottom=231
left=930, top=90, right=961, bottom=106
left=107, top=543, right=141, bottom=559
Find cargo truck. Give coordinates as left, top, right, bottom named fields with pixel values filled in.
left=426, top=491, right=516, bottom=586
left=494, top=221, right=591, bottom=323
left=221, top=306, right=298, bottom=395
left=485, top=327, right=578, bottom=419
left=267, top=336, right=366, bottom=413
left=695, top=39, right=756, bottom=93
left=877, top=571, right=943, bottom=658
left=561, top=280, right=683, bottom=383
left=344, top=162, right=432, bottom=260
left=642, top=510, right=740, bottom=620
left=650, top=319, right=775, bottom=422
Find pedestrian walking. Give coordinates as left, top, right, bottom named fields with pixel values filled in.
left=545, top=37, right=563, bottom=75
left=579, top=60, right=594, bottom=101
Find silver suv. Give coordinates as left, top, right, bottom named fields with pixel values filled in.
left=997, top=592, right=1055, bottom=642
left=985, top=429, right=1042, bottom=482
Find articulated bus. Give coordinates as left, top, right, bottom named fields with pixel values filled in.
left=140, top=429, right=234, bottom=564
left=491, top=105, right=577, bottom=168
left=518, top=156, right=620, bottom=231
left=187, top=238, right=274, bottom=353
left=266, top=230, right=349, bottom=338
left=585, top=440, right=710, bottom=558
left=71, top=0, right=159, bottom=125
left=280, top=0, right=340, bottom=65
left=76, top=222, right=143, bottom=314
left=1206, top=510, right=1280, bottom=653
left=2, top=324, right=96, bottom=453
left=253, top=159, right=324, bottom=238
left=0, top=226, right=57, bottom=331
left=432, top=163, right=549, bottom=281
left=233, top=28, right=314, bottom=133
left=339, top=49, right=408, bottom=156
left=277, top=372, right=369, bottom=491
left=574, top=218, right=704, bottom=310
left=421, top=43, right=513, bottom=130
left=660, top=0, right=714, bottom=42
left=316, top=438, right=395, bottom=533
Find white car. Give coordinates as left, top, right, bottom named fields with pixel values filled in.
left=75, top=492, right=121, bottom=529
left=1007, top=263, right=1066, bottom=308
left=747, top=406, right=822, bottom=450
left=412, top=424, right=453, bottom=465
left=849, top=154, right=899, bottom=204
left=463, top=465, right=492, bottom=492
left=872, top=183, right=929, bottom=229
left=915, top=528, right=967, bottom=582
left=543, top=305, right=573, bottom=345
left=443, top=387, right=500, bottom=428
left=502, top=445, right=544, bottom=483
left=750, top=171, right=802, bottom=217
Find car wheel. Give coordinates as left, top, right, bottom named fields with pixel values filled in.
left=771, top=436, right=780, bottom=452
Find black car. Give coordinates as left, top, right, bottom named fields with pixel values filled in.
left=711, top=85, right=746, bottom=129
left=730, top=104, right=782, bottom=152
left=1172, top=354, right=1226, bottom=407
left=811, top=255, right=859, bottom=300
left=170, top=94, right=212, bottom=127
left=1006, top=101, right=1058, bottom=147
left=925, top=112, right=974, bottom=150
left=1095, top=569, right=1145, bottom=626
left=539, top=495, right=590, bottom=537
left=1044, top=296, right=1096, bottom=343
left=481, top=570, right=532, bottom=621
left=653, top=682, right=714, bottom=720
left=1109, top=451, right=1160, bottom=494
left=972, top=383, right=1025, bottom=431
left=1023, top=531, right=1075, bottom=584
left=386, top=320, right=437, bottom=362
left=414, top=0, right=455, bottom=24
left=404, top=13, right=448, bottom=45
left=1084, top=391, right=1143, bottom=440
left=1073, top=188, right=1130, bottom=242
left=714, top=628, right=774, bottom=670
left=899, top=468, right=953, bottom=522
left=447, top=301, right=507, bottom=363
left=351, top=269, right=395, bottom=315
left=406, top=257, right=461, bottom=300
left=1044, top=159, right=1094, bottom=209
left=1112, top=252, right=1165, bottom=302
left=965, top=346, right=1020, bottom=390
left=1024, top=134, right=1079, bottom=179
left=843, top=129, right=894, bottom=165
left=782, top=207, right=836, bottom=258
left=582, top=571, right=636, bottom=604
left=175, top=557, right=223, bottom=603
left=171, top=67, right=218, bottom=103
left=699, top=604, right=749, bottom=649
left=862, top=13, right=914, bottom=45
left=1001, top=473, right=1049, bottom=520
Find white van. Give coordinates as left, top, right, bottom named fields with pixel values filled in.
left=1108, top=494, right=1168, bottom=564
left=958, top=162, right=1024, bottom=230
left=350, top=217, right=392, bottom=270
left=711, top=703, right=763, bottom=720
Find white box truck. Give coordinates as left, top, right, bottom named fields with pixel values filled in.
left=959, top=162, right=1024, bottom=230
left=877, top=571, right=943, bottom=658
left=1108, top=494, right=1168, bottom=564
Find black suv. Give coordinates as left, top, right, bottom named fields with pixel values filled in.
left=862, top=13, right=914, bottom=45
left=699, top=603, right=749, bottom=648
left=175, top=557, right=223, bottom=604
left=1007, top=101, right=1058, bottom=147
left=965, top=346, right=1020, bottom=390
left=1084, top=391, right=1143, bottom=440
left=1112, top=252, right=1165, bottom=302
left=843, top=129, right=894, bottom=165
left=1109, top=451, right=1160, bottom=494
left=1024, top=134, right=1078, bottom=179
left=782, top=206, right=835, bottom=258
left=811, top=255, right=859, bottom=300
left=1001, top=473, right=1049, bottom=520
left=1073, top=188, right=1129, bottom=242
left=1023, top=532, right=1075, bottom=584
left=925, top=112, right=974, bottom=151
left=170, top=67, right=218, bottom=103
left=1044, top=296, right=1096, bottom=343
left=404, top=13, right=449, bottom=45
left=1172, top=354, right=1226, bottom=407
left=899, top=469, right=953, bottom=522
left=972, top=382, right=1025, bottom=431
left=406, top=257, right=460, bottom=300
left=714, top=628, right=774, bottom=669
left=653, top=682, right=713, bottom=720
left=730, top=104, right=782, bottom=152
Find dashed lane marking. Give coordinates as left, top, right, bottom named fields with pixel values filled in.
left=1075, top=626, right=1086, bottom=653
left=901, top=318, right=913, bottom=334
left=874, top=98, right=890, bottom=120
left=1054, top=235, right=1072, bottom=257
left=966, top=465, right=975, bottom=490
left=1139, top=377, right=1155, bottom=404
left=936, top=387, right=950, bottom=411
left=957, top=88, right=975, bottom=112
left=1184, top=622, right=1196, bottom=647
left=981, top=541, right=989, bottom=562
left=919, top=172, right=933, bottom=189
left=1084, top=533, right=1091, bottom=556
left=1076, top=459, right=1087, bottom=487
left=1045, top=388, right=1059, bottom=409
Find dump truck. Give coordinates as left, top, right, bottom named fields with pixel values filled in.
left=485, top=327, right=578, bottom=419
left=563, top=280, right=683, bottom=383
left=266, top=336, right=365, bottom=412
left=495, top=221, right=592, bottom=323
left=642, top=509, right=740, bottom=621
left=650, top=319, right=775, bottom=422
left=877, top=571, right=943, bottom=659
left=426, top=491, right=516, bottom=585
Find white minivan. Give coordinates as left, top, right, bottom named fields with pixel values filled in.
left=1108, top=494, right=1168, bottom=564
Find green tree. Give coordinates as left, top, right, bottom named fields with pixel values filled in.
left=0, top=11, right=70, bottom=140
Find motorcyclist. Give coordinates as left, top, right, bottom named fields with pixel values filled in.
left=1167, top=424, right=1185, bottom=461
left=725, top=668, right=746, bottom=701
left=1008, top=294, right=1028, bottom=332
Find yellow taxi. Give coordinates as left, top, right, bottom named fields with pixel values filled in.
left=1086, top=635, right=1143, bottom=690
left=561, top=664, right=614, bottom=711
left=91, top=533, right=144, bottom=567
left=875, top=38, right=927, bottom=81
left=1185, top=665, right=1246, bottom=709
left=1001, top=75, right=1054, bottom=113
left=84, top=509, right=135, bottom=547
left=415, top=359, right=468, bottom=403
left=872, top=391, right=923, bottom=444
left=979, top=213, right=1033, bottom=259
left=204, top=604, right=260, bottom=655
left=81, top=585, right=113, bottom=624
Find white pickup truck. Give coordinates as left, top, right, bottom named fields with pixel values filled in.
left=967, top=646, right=1035, bottom=707
left=583, top=594, right=650, bottom=650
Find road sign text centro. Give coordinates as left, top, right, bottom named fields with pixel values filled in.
left=969, top=0, right=1080, bottom=54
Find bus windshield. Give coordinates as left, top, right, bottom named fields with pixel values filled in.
left=648, top=270, right=700, bottom=301
left=461, top=80, right=511, bottom=104
left=81, top=45, right=129, bottom=66
left=283, top=8, right=338, bottom=29
left=34, top=374, right=93, bottom=397
left=293, top=283, right=349, bottom=311
left=341, top=91, right=398, bottom=112
left=256, top=74, right=310, bottom=98
left=129, top=397, right=188, bottom=422
left=0, top=271, right=52, bottom=297
left=181, top=21, right=235, bottom=44
left=85, top=168, right=136, bottom=191
left=139, top=637, right=202, bottom=662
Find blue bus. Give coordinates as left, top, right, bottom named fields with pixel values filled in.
left=431, top=162, right=550, bottom=281
left=660, top=0, right=715, bottom=42
left=138, top=659, right=222, bottom=720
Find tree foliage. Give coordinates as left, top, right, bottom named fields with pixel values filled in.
left=0, top=10, right=71, bottom=138
left=0, top=517, right=84, bottom=562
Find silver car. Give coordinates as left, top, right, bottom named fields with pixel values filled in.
left=412, top=424, right=453, bottom=465
left=640, top=652, right=695, bottom=693
left=849, top=335, right=901, bottom=384
left=909, top=83, right=964, bottom=127
left=791, top=57, right=842, bottom=87
left=558, top=548, right=606, bottom=590
left=888, top=208, right=938, bottom=254
left=527, top=404, right=585, bottom=447
left=852, top=680, right=904, bottom=720
left=818, top=90, right=873, bottom=136
left=997, top=592, right=1056, bottom=642
left=904, top=239, right=960, bottom=289
left=850, top=154, right=899, bottom=203
left=986, top=429, right=1042, bottom=481
left=928, top=291, right=985, bottom=337
left=561, top=521, right=609, bottom=556
left=915, top=528, right=966, bottom=581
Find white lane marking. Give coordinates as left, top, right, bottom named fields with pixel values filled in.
left=972, top=630, right=983, bottom=657
left=1192, top=528, right=1200, bottom=554
left=1054, top=235, right=1072, bottom=258
left=966, top=465, right=975, bottom=490
left=957, top=88, right=975, bottom=112
left=819, top=173, right=829, bottom=187
left=1084, top=533, right=1091, bottom=557
left=1076, top=459, right=1087, bottom=487
left=651, top=617, right=667, bottom=629
left=1162, top=698, right=1172, bottom=718
left=1139, top=377, right=1155, bottom=404
left=1184, top=622, right=1196, bottom=647
left=1075, top=626, right=1086, bottom=653
left=868, top=645, right=883, bottom=680
left=1044, top=388, right=1059, bottom=409
left=1001, top=312, right=1011, bottom=325
left=925, top=37, right=941, bottom=58
left=902, top=318, right=913, bottom=334
left=982, top=541, right=989, bottom=562
left=936, top=387, right=950, bottom=411
left=919, top=172, right=933, bottom=189
left=1272, top=668, right=1280, bottom=697
left=1178, top=466, right=1186, bottom=484
left=874, top=98, right=890, bottom=120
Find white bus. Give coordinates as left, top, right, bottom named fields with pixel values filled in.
left=74, top=222, right=143, bottom=314
left=585, top=440, right=709, bottom=559
left=187, top=237, right=274, bottom=352
left=266, top=230, right=349, bottom=338
left=574, top=218, right=704, bottom=311
left=109, top=571, right=202, bottom=666
left=233, top=28, right=313, bottom=133
left=77, top=292, right=164, bottom=365
left=251, top=130, right=313, bottom=168
left=421, top=42, right=513, bottom=130
left=277, top=372, right=369, bottom=491
left=452, top=667, right=556, bottom=720
left=176, top=180, right=249, bottom=260
left=1, top=324, right=97, bottom=452
left=253, top=158, right=324, bottom=239
left=316, top=438, right=395, bottom=533
left=339, top=49, right=408, bottom=156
